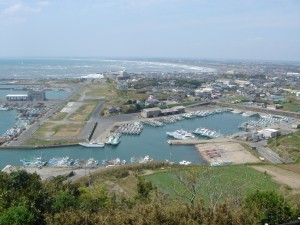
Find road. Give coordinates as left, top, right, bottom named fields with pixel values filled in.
left=250, top=141, right=283, bottom=164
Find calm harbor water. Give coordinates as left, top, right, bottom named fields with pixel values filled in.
left=0, top=109, right=17, bottom=135
left=0, top=112, right=260, bottom=169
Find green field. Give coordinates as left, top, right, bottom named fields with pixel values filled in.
left=145, top=165, right=280, bottom=205
left=268, top=130, right=300, bottom=162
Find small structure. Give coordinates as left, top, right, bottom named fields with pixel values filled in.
left=267, top=104, right=283, bottom=110
left=117, top=70, right=130, bottom=80
left=172, top=106, right=185, bottom=113
left=108, top=106, right=121, bottom=114
left=145, top=95, right=160, bottom=105
left=292, top=122, right=300, bottom=129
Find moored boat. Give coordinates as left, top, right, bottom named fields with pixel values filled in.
left=79, top=141, right=105, bottom=148
left=179, top=160, right=192, bottom=165
left=0, top=105, right=9, bottom=111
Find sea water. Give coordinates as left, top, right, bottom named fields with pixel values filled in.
left=0, top=112, right=260, bottom=169
left=0, top=58, right=216, bottom=79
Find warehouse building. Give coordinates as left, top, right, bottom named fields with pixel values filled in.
left=141, top=106, right=185, bottom=118
left=6, top=90, right=46, bottom=101
left=6, top=94, right=28, bottom=101
left=258, top=128, right=280, bottom=139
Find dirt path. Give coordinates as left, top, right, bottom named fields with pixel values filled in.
left=252, top=165, right=300, bottom=189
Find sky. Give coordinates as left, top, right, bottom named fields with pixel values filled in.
left=0, top=0, right=299, bottom=61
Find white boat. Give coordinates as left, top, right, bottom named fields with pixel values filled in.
left=130, top=155, right=153, bottom=163
left=79, top=142, right=105, bottom=148
left=0, top=106, right=9, bottom=111
left=193, top=127, right=222, bottom=139
left=102, top=158, right=126, bottom=167
left=231, top=109, right=243, bottom=114
left=166, top=129, right=195, bottom=140
left=111, top=137, right=121, bottom=145
left=259, top=114, right=273, bottom=119
left=179, top=160, right=192, bottom=165
left=242, top=111, right=258, bottom=117
left=106, top=133, right=121, bottom=145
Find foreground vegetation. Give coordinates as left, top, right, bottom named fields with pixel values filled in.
left=0, top=163, right=300, bottom=225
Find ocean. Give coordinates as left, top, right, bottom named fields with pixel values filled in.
left=0, top=58, right=216, bottom=79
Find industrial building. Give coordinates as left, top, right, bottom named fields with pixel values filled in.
left=258, top=128, right=280, bottom=139
left=141, top=107, right=161, bottom=118
left=28, top=90, right=46, bottom=101
left=6, top=90, right=46, bottom=101
left=141, top=106, right=185, bottom=118
left=6, top=94, right=28, bottom=101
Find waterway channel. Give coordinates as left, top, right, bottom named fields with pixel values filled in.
left=0, top=112, right=261, bottom=169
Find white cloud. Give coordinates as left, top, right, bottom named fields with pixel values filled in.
left=2, top=3, right=41, bottom=15
left=0, top=1, right=50, bottom=24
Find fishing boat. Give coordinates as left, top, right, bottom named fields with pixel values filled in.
left=193, top=128, right=222, bottom=139
left=130, top=155, right=153, bottom=163
left=0, top=105, right=9, bottom=111
left=166, top=129, right=195, bottom=140
left=106, top=133, right=121, bottom=145
left=102, top=158, right=126, bottom=167
left=179, top=160, right=192, bottom=165
left=111, top=137, right=121, bottom=145
left=231, top=109, right=243, bottom=114
left=20, top=157, right=47, bottom=167
left=79, top=141, right=105, bottom=148
left=242, top=111, right=258, bottom=117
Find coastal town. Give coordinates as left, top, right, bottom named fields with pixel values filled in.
left=0, top=60, right=299, bottom=176
left=1, top=0, right=300, bottom=223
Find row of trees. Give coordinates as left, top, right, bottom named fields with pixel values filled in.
left=0, top=170, right=299, bottom=225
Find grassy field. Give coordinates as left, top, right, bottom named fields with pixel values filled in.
left=145, top=165, right=280, bottom=205
left=68, top=102, right=97, bottom=122
left=268, top=130, right=300, bottom=162
left=33, top=122, right=57, bottom=137
left=53, top=123, right=84, bottom=137
left=51, top=112, right=68, bottom=121
left=33, top=122, right=84, bottom=138
left=273, top=96, right=300, bottom=112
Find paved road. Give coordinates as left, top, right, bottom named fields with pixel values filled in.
left=89, top=113, right=140, bottom=141
left=78, top=100, right=104, bottom=140
left=249, top=141, right=283, bottom=164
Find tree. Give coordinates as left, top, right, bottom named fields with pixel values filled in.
left=245, top=190, right=293, bottom=225
left=0, top=205, right=36, bottom=225
left=136, top=176, right=156, bottom=200
left=172, top=168, right=201, bottom=205
left=52, top=191, right=78, bottom=212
